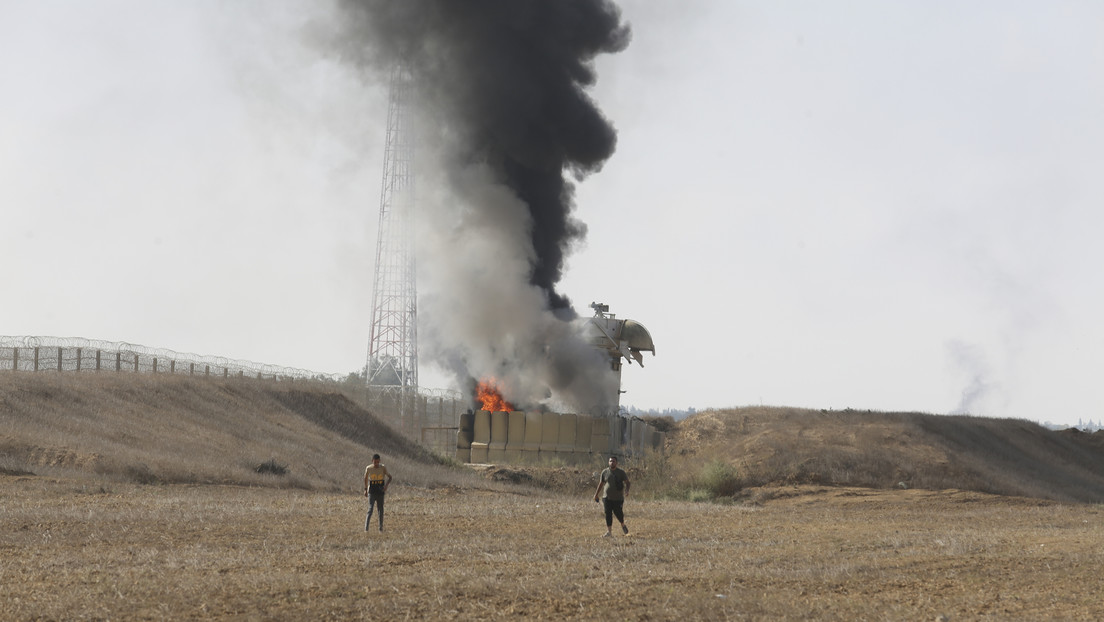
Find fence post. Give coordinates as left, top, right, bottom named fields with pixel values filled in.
left=116, top=352, right=121, bottom=371
left=76, top=348, right=82, bottom=371
left=13, top=348, right=18, bottom=371
left=96, top=350, right=101, bottom=371
left=34, top=347, right=39, bottom=371
left=133, top=354, right=139, bottom=372
left=153, top=358, right=158, bottom=373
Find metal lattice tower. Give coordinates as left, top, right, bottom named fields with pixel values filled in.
left=366, top=65, right=418, bottom=421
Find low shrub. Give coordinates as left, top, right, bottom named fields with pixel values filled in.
left=430, top=452, right=464, bottom=468
left=686, top=488, right=714, bottom=503
left=121, top=463, right=161, bottom=485
left=697, top=460, right=741, bottom=498
left=639, top=415, right=678, bottom=433
left=255, top=459, right=289, bottom=476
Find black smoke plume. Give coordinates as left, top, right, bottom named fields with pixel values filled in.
left=336, top=0, right=628, bottom=309
left=330, top=0, right=630, bottom=412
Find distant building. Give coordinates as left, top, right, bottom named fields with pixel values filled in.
left=1042, top=419, right=1102, bottom=432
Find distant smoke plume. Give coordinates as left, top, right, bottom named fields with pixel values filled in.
left=947, top=339, right=995, bottom=415
left=329, top=0, right=630, bottom=412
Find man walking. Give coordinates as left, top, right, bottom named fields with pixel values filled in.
left=364, top=453, right=392, bottom=532
left=593, top=455, right=630, bottom=537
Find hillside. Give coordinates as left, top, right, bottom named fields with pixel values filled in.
left=663, top=407, right=1104, bottom=504
left=4, top=373, right=1104, bottom=504
left=0, top=372, right=473, bottom=491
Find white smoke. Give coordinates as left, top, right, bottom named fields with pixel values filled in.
left=415, top=150, right=620, bottom=413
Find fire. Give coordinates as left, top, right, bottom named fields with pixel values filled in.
left=476, top=378, right=515, bottom=412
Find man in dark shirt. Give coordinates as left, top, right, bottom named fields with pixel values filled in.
left=593, top=455, right=630, bottom=537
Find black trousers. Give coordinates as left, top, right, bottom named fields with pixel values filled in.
left=602, top=498, right=624, bottom=527
left=365, top=492, right=385, bottom=529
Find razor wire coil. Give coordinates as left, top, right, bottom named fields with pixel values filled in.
left=0, top=336, right=345, bottom=381
left=2, top=336, right=474, bottom=457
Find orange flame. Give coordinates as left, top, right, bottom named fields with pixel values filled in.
left=476, top=378, right=515, bottom=412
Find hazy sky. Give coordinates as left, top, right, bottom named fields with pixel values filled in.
left=3, top=1, right=1102, bottom=427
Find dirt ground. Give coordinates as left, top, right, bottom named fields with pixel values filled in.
left=3, top=474, right=1103, bottom=621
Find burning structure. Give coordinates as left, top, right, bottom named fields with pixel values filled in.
left=331, top=2, right=659, bottom=459
left=473, top=302, right=654, bottom=416
left=454, top=303, right=660, bottom=466
left=455, top=407, right=666, bottom=466
left=471, top=302, right=654, bottom=417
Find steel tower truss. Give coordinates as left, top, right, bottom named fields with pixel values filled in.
left=366, top=65, right=418, bottom=411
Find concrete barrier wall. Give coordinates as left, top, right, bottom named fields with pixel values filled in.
left=556, top=413, right=577, bottom=455
left=630, top=419, right=645, bottom=456
left=575, top=415, right=594, bottom=462
left=539, top=413, right=559, bottom=455
left=470, top=410, right=491, bottom=463
left=488, top=410, right=508, bottom=463
left=459, top=411, right=663, bottom=465
left=455, top=412, right=474, bottom=463
left=591, top=415, right=611, bottom=455
left=522, top=411, right=542, bottom=463
left=505, top=411, right=526, bottom=462
left=607, top=417, right=621, bottom=452
left=616, top=418, right=630, bottom=449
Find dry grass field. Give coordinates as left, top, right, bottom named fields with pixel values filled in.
left=4, top=476, right=1104, bottom=620
left=4, top=372, right=1104, bottom=620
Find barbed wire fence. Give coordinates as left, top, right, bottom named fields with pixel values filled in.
left=0, top=335, right=465, bottom=457
left=353, top=385, right=466, bottom=458
left=0, top=336, right=345, bottom=379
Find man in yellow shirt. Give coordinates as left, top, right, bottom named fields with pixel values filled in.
left=364, top=453, right=393, bottom=532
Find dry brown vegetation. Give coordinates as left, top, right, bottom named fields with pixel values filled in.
left=3, top=372, right=1104, bottom=620
left=0, top=372, right=464, bottom=491
left=660, top=407, right=1104, bottom=504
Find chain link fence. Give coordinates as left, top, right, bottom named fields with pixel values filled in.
left=1, top=335, right=466, bottom=457
left=341, top=383, right=466, bottom=458
left=0, top=336, right=344, bottom=380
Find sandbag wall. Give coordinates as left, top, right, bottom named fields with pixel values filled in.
left=456, top=411, right=665, bottom=465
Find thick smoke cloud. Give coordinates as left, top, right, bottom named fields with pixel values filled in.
left=329, top=0, right=630, bottom=412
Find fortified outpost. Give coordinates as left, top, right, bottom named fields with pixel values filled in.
left=456, top=304, right=664, bottom=465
